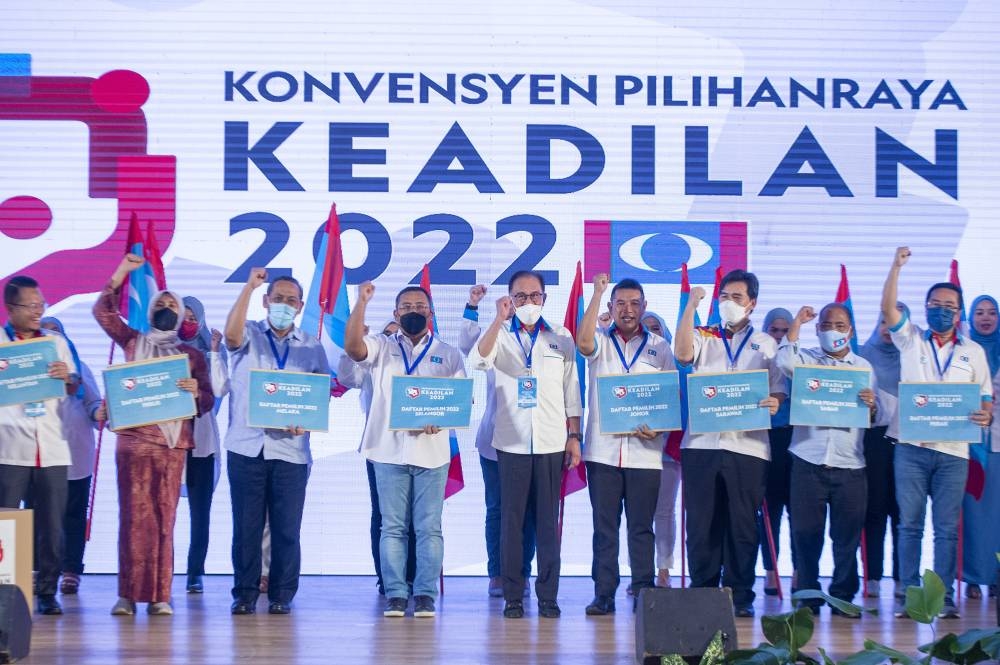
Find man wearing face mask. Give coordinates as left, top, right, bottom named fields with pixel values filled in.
left=577, top=274, right=676, bottom=615
left=345, top=282, right=467, bottom=619
left=1, top=276, right=78, bottom=616
left=223, top=268, right=330, bottom=615
left=471, top=270, right=583, bottom=620
left=881, top=247, right=993, bottom=620
left=776, top=304, right=877, bottom=616
left=674, top=269, right=785, bottom=618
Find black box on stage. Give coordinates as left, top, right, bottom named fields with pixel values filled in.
left=0, top=585, right=30, bottom=663
left=635, top=587, right=737, bottom=665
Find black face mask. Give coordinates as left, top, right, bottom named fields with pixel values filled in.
left=399, top=312, right=427, bottom=336
left=152, top=308, right=178, bottom=332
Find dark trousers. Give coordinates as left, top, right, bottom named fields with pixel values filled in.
left=497, top=449, right=562, bottom=602
left=0, top=464, right=68, bottom=596
left=228, top=451, right=308, bottom=605
left=366, top=460, right=415, bottom=591
left=790, top=457, right=866, bottom=603
left=186, top=452, right=216, bottom=577
left=759, top=426, right=794, bottom=571
left=481, top=455, right=536, bottom=579
left=62, top=476, right=91, bottom=574
left=863, top=427, right=899, bottom=581
left=681, top=449, right=767, bottom=608
left=587, top=461, right=660, bottom=597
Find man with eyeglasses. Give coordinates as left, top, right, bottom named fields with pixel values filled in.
left=471, top=270, right=583, bottom=619
left=880, top=247, right=993, bottom=620
left=1, top=276, right=78, bottom=615
left=673, top=269, right=785, bottom=618
left=776, top=303, right=877, bottom=617
left=576, top=274, right=675, bottom=615
left=224, top=268, right=330, bottom=615
left=345, top=282, right=467, bottom=619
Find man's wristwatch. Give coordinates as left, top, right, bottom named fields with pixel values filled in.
left=567, top=432, right=582, bottom=442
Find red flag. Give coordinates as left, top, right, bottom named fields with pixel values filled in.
left=418, top=263, right=462, bottom=497
left=145, top=219, right=167, bottom=290
left=949, top=259, right=961, bottom=287
left=706, top=266, right=723, bottom=325
left=319, top=204, right=345, bottom=315
left=561, top=261, right=587, bottom=498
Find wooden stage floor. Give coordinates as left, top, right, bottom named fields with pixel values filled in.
left=24, top=575, right=998, bottom=664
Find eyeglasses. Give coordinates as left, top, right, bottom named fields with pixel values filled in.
left=818, top=322, right=851, bottom=332
left=926, top=301, right=958, bottom=316
left=7, top=302, right=47, bottom=313
left=511, top=292, right=545, bottom=305
left=398, top=304, right=430, bottom=314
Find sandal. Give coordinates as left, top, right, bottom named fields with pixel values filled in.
left=965, top=584, right=982, bottom=599
left=60, top=572, right=80, bottom=595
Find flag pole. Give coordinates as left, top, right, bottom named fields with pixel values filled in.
left=760, top=499, right=783, bottom=601
left=85, top=340, right=115, bottom=541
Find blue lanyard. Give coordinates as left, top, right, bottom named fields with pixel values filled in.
left=3, top=323, right=39, bottom=341
left=720, top=325, right=753, bottom=370
left=398, top=334, right=433, bottom=375
left=930, top=337, right=957, bottom=381
left=513, top=325, right=541, bottom=370
left=610, top=329, right=648, bottom=374
left=265, top=330, right=291, bottom=370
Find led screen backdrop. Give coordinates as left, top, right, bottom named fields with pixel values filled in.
left=2, top=0, right=997, bottom=574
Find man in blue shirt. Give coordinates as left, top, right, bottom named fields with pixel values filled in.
left=224, top=268, right=330, bottom=615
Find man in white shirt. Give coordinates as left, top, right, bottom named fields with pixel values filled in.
left=471, top=270, right=583, bottom=619
left=674, top=269, right=784, bottom=618
left=880, top=247, right=993, bottom=619
left=0, top=275, right=78, bottom=616
left=577, top=274, right=675, bottom=615
left=776, top=303, right=877, bottom=616
left=345, top=282, right=467, bottom=620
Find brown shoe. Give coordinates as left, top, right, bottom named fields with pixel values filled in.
left=60, top=572, right=80, bottom=595
left=259, top=575, right=269, bottom=594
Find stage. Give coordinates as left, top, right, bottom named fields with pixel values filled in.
left=23, top=575, right=997, bottom=664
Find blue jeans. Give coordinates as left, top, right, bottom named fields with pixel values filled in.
left=894, top=443, right=967, bottom=594
left=480, top=455, right=536, bottom=579
left=373, top=461, right=448, bottom=600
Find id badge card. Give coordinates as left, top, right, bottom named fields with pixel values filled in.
left=24, top=401, right=46, bottom=418
left=517, top=375, right=538, bottom=409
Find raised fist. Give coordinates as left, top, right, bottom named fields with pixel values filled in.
left=118, top=253, right=145, bottom=274
left=496, top=295, right=514, bottom=319
left=469, top=284, right=487, bottom=306
left=894, top=247, right=911, bottom=268
left=593, top=272, right=610, bottom=295
left=690, top=286, right=707, bottom=303
left=248, top=268, right=268, bottom=289
left=358, top=281, right=376, bottom=304
left=795, top=306, right=816, bottom=324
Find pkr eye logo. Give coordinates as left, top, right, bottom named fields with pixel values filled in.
left=702, top=386, right=718, bottom=399
left=263, top=382, right=278, bottom=395
left=0, top=53, right=176, bottom=319
left=613, top=386, right=628, bottom=399
left=406, top=387, right=421, bottom=398
left=807, top=378, right=821, bottom=391
left=121, top=378, right=136, bottom=391
left=913, top=394, right=929, bottom=408
left=583, top=221, right=747, bottom=284
left=0, top=359, right=8, bottom=371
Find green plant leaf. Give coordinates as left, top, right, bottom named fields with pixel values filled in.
left=953, top=629, right=1000, bottom=656
left=791, top=589, right=877, bottom=616
left=850, top=639, right=924, bottom=665
left=817, top=646, right=837, bottom=665
left=761, top=608, right=815, bottom=654
left=903, top=570, right=946, bottom=624
left=725, top=645, right=791, bottom=665
left=661, top=656, right=687, bottom=665
left=839, top=650, right=893, bottom=665
left=761, top=611, right=795, bottom=647
left=981, top=632, right=1000, bottom=659
left=921, top=629, right=1000, bottom=664
left=699, top=630, right=727, bottom=665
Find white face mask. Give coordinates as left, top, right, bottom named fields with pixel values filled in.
left=719, top=299, right=747, bottom=326
left=515, top=303, right=543, bottom=326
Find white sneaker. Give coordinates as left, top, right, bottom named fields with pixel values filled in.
left=864, top=579, right=880, bottom=597
left=110, top=597, right=136, bottom=616
left=147, top=602, right=173, bottom=616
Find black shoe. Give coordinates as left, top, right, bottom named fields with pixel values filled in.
left=268, top=601, right=291, bottom=615
left=503, top=599, right=524, bottom=618
left=383, top=597, right=407, bottom=618
left=585, top=596, right=616, bottom=616
left=734, top=605, right=755, bottom=618
left=413, top=595, right=436, bottom=618
left=830, top=605, right=860, bottom=619
left=795, top=602, right=820, bottom=616
left=538, top=600, right=561, bottom=618
left=186, top=575, right=204, bottom=594
left=38, top=595, right=63, bottom=615
left=231, top=600, right=256, bottom=615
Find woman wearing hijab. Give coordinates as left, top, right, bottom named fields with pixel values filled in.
left=759, top=308, right=795, bottom=594
left=93, top=254, right=215, bottom=616
left=963, top=295, right=1000, bottom=599
left=857, top=302, right=909, bottom=598
left=39, top=317, right=105, bottom=596
left=643, top=312, right=680, bottom=587
left=178, top=296, right=230, bottom=594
